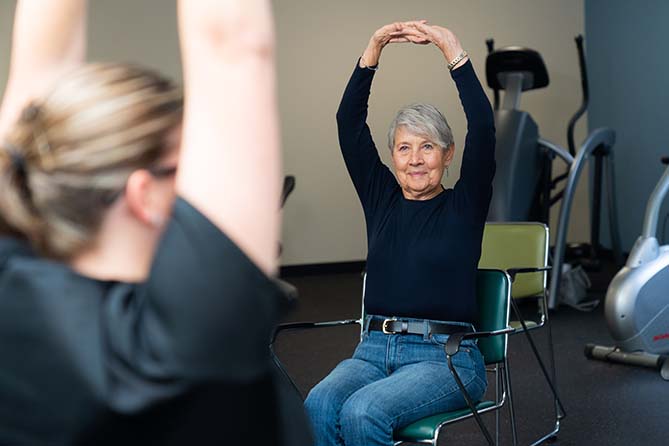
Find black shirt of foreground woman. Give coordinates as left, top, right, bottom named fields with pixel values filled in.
left=0, top=198, right=310, bottom=445
left=337, top=59, right=495, bottom=323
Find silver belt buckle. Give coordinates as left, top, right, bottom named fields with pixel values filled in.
left=382, top=318, right=397, bottom=334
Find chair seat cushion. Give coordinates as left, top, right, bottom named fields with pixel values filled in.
left=394, top=400, right=496, bottom=441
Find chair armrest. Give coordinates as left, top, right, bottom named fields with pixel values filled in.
left=444, top=327, right=515, bottom=356
left=271, top=318, right=362, bottom=344
left=506, top=266, right=551, bottom=282
left=274, top=278, right=299, bottom=310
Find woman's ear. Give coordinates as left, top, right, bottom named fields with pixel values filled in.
left=124, top=170, right=157, bottom=227
left=444, top=143, right=455, bottom=165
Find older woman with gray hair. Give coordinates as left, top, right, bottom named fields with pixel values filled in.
left=305, top=21, right=496, bottom=446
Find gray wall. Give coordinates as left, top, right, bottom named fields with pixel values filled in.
left=1, top=0, right=588, bottom=266
left=586, top=0, right=669, bottom=251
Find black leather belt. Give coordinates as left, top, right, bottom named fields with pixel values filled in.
left=368, top=318, right=473, bottom=335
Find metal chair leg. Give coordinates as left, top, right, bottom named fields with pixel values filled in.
left=510, top=298, right=567, bottom=418
left=503, top=358, right=519, bottom=446
left=495, top=366, right=502, bottom=446
left=270, top=345, right=303, bottom=399
left=545, top=310, right=565, bottom=421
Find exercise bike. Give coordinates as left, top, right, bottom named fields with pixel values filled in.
left=585, top=157, right=669, bottom=380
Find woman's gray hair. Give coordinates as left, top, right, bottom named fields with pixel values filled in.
left=387, top=103, right=454, bottom=151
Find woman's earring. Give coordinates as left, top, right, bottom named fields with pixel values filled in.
left=446, top=165, right=449, bottom=177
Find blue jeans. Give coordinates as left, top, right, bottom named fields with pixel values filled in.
left=305, top=316, right=487, bottom=446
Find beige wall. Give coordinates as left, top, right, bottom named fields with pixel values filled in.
left=276, top=0, right=588, bottom=265
left=0, top=3, right=14, bottom=88
left=0, top=0, right=588, bottom=266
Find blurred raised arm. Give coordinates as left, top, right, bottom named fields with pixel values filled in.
left=176, top=0, right=281, bottom=276
left=0, top=0, right=87, bottom=141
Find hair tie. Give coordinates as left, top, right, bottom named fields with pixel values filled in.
left=20, top=103, right=54, bottom=169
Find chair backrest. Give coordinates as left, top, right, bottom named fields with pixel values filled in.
left=475, top=269, right=511, bottom=365
left=478, top=222, right=548, bottom=299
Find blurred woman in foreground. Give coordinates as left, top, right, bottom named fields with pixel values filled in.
left=0, top=0, right=307, bottom=444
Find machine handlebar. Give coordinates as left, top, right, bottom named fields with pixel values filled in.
left=566, top=34, right=589, bottom=157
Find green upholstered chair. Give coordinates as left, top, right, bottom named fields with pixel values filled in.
left=271, top=269, right=516, bottom=446
left=393, top=269, right=515, bottom=445
left=478, top=222, right=565, bottom=444
left=479, top=222, right=550, bottom=330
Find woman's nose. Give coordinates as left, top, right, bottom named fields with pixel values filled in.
left=409, top=149, right=423, bottom=165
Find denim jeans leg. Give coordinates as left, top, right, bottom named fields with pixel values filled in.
left=338, top=333, right=487, bottom=446
left=305, top=355, right=385, bottom=446
left=306, top=325, right=487, bottom=446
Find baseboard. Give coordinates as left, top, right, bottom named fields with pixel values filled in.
left=280, top=261, right=366, bottom=277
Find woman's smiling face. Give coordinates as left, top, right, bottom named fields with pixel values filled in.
left=391, top=126, right=454, bottom=201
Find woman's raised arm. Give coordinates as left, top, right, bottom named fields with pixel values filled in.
left=359, top=20, right=428, bottom=68
left=176, top=0, right=281, bottom=276
left=410, top=23, right=469, bottom=70
left=0, top=0, right=87, bottom=141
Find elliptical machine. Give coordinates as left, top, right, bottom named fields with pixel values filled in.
left=585, top=158, right=669, bottom=380
left=484, top=43, right=549, bottom=223
left=485, top=36, right=625, bottom=310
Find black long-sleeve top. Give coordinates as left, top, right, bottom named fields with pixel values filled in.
left=336, top=59, right=495, bottom=323
left=0, top=198, right=312, bottom=445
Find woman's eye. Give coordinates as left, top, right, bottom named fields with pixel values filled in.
left=399, top=145, right=409, bottom=152
left=423, top=144, right=433, bottom=150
